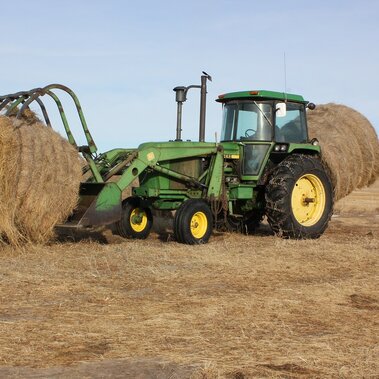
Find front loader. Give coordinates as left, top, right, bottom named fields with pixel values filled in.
left=0, top=74, right=333, bottom=244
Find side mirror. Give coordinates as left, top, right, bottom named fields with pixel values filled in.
left=276, top=102, right=287, bottom=117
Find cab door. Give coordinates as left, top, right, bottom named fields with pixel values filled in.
left=241, top=142, right=272, bottom=177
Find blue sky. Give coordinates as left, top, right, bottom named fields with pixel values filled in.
left=1, top=0, right=378, bottom=150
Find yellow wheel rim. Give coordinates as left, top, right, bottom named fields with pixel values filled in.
left=130, top=208, right=148, bottom=232
left=291, top=174, right=326, bottom=227
left=190, top=211, right=208, bottom=239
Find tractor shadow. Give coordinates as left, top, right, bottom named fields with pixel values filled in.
left=54, top=219, right=274, bottom=245
left=54, top=226, right=123, bottom=245
left=253, top=222, right=275, bottom=237
left=154, top=214, right=275, bottom=242
left=213, top=222, right=274, bottom=240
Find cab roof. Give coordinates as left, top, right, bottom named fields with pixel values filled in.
left=216, top=90, right=307, bottom=104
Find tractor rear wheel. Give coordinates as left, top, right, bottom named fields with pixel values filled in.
left=265, top=154, right=333, bottom=238
left=116, top=199, right=153, bottom=239
left=174, top=199, right=213, bottom=244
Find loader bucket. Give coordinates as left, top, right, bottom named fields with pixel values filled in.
left=70, top=182, right=122, bottom=227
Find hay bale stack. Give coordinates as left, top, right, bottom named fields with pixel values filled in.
left=0, top=114, right=83, bottom=245
left=307, top=104, right=379, bottom=200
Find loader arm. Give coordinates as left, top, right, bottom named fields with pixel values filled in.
left=116, top=142, right=225, bottom=202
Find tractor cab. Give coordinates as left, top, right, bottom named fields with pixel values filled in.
left=217, top=90, right=311, bottom=176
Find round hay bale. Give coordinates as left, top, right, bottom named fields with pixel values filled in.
left=307, top=104, right=379, bottom=200
left=0, top=115, right=83, bottom=245
left=0, top=117, right=21, bottom=244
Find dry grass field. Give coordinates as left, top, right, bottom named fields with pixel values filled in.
left=0, top=181, right=378, bottom=378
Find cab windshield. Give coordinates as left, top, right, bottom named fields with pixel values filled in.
left=221, top=100, right=273, bottom=142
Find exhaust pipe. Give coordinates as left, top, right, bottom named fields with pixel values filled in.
left=173, top=72, right=212, bottom=142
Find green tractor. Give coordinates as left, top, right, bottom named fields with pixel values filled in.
left=0, top=74, right=333, bottom=244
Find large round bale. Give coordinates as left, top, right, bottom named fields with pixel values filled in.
left=0, top=114, right=83, bottom=245
left=307, top=104, right=379, bottom=200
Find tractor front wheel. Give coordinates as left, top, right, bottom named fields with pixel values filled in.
left=265, top=154, right=333, bottom=239
left=174, top=199, right=213, bottom=244
left=116, top=199, right=153, bottom=239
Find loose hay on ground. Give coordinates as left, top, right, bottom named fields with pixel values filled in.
left=0, top=115, right=82, bottom=245
left=0, top=222, right=377, bottom=377
left=0, top=181, right=378, bottom=377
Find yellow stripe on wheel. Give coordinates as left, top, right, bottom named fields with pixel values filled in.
left=291, top=174, right=326, bottom=227
left=190, top=211, right=208, bottom=239
left=130, top=208, right=148, bottom=232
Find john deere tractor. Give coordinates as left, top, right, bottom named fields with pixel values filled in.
left=0, top=74, right=333, bottom=244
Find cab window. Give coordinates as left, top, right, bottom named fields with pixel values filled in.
left=275, top=102, right=307, bottom=142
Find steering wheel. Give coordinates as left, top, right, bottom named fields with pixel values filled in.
left=245, top=128, right=256, bottom=138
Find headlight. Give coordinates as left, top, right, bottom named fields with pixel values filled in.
left=274, top=144, right=288, bottom=152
